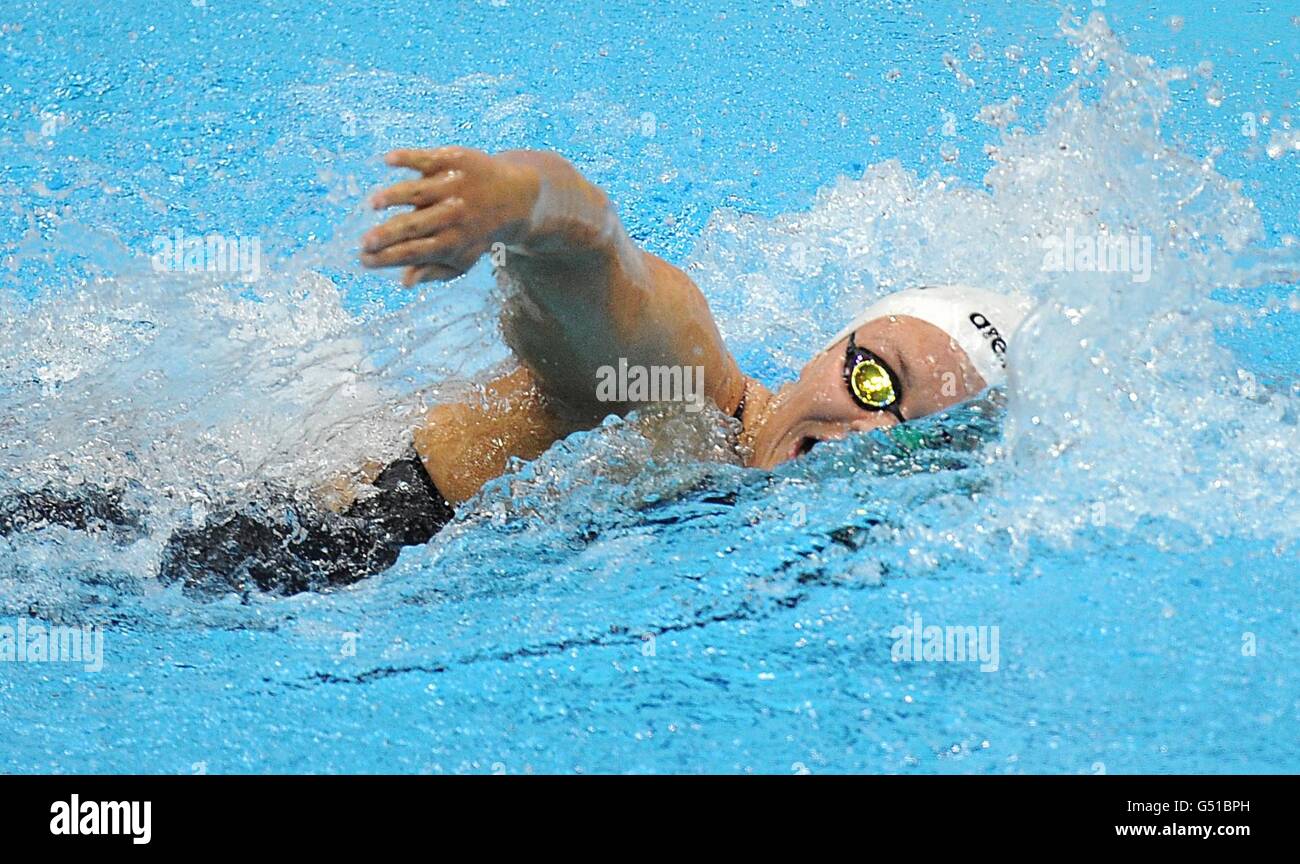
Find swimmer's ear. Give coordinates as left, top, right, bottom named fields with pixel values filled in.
left=403, top=263, right=461, bottom=286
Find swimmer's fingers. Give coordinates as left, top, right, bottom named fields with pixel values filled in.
left=363, top=146, right=524, bottom=280
left=384, top=146, right=483, bottom=176
left=361, top=198, right=464, bottom=253
left=359, top=231, right=478, bottom=269
left=371, top=172, right=460, bottom=209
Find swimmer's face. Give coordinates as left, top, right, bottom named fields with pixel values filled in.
left=749, top=315, right=988, bottom=469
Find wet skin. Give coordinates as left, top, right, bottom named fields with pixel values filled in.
left=360, top=147, right=986, bottom=502
left=745, top=314, right=988, bottom=469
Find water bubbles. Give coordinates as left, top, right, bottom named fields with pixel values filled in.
left=942, top=53, right=975, bottom=90
left=846, top=559, right=885, bottom=586
left=976, top=95, right=1022, bottom=130
left=1264, top=128, right=1300, bottom=159
left=686, top=9, right=1300, bottom=562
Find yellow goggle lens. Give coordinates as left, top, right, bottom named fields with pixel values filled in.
left=850, top=359, right=896, bottom=408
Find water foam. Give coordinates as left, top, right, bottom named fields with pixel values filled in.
left=688, top=11, right=1300, bottom=554
left=1, top=10, right=1296, bottom=619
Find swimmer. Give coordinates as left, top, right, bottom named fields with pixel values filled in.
left=2, top=147, right=1031, bottom=596
left=361, top=147, right=1030, bottom=485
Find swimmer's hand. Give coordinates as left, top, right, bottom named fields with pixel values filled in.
left=361, top=147, right=539, bottom=286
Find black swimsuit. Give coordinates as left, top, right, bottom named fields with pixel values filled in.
left=160, top=448, right=454, bottom=595
left=1, top=448, right=454, bottom=597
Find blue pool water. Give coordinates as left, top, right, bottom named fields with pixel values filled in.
left=1, top=0, right=1298, bottom=773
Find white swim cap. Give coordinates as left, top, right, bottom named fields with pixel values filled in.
left=824, top=284, right=1033, bottom=386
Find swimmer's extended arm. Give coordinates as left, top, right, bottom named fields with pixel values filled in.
left=362, top=148, right=765, bottom=501
left=361, top=148, right=747, bottom=421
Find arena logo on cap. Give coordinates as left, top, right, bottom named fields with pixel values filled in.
left=967, top=312, right=1009, bottom=367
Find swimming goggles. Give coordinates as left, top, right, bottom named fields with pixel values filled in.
left=844, top=332, right=905, bottom=423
